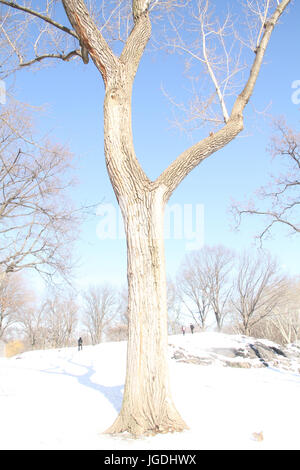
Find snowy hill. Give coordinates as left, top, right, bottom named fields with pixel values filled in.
left=0, top=332, right=299, bottom=450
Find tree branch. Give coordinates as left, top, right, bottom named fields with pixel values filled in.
left=156, top=115, right=244, bottom=201
left=120, top=11, right=151, bottom=79
left=231, top=0, right=291, bottom=117
left=19, top=49, right=82, bottom=68
left=61, top=0, right=119, bottom=84
left=198, top=2, right=230, bottom=123
left=0, top=0, right=78, bottom=39
left=156, top=0, right=291, bottom=201
left=133, top=0, right=151, bottom=23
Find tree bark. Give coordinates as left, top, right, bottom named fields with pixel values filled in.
left=107, top=188, right=187, bottom=435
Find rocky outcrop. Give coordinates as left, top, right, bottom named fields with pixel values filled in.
left=169, top=335, right=300, bottom=373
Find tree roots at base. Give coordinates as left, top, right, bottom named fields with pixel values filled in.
left=105, top=411, right=189, bottom=437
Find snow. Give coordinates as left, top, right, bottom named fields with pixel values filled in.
left=0, top=332, right=299, bottom=450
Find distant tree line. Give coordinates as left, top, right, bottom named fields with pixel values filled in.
left=0, top=278, right=129, bottom=350
left=1, top=244, right=299, bottom=350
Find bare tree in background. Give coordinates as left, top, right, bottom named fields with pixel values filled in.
left=17, top=289, right=82, bottom=350
left=107, top=286, right=129, bottom=341
left=106, top=323, right=128, bottom=342
left=268, top=278, right=300, bottom=344
left=166, top=277, right=183, bottom=334
left=231, top=250, right=287, bottom=336
left=82, top=284, right=118, bottom=344
left=178, top=246, right=234, bottom=331
left=204, top=245, right=235, bottom=331
left=0, top=104, right=80, bottom=280
left=106, top=286, right=129, bottom=341
left=0, top=0, right=292, bottom=435
left=43, top=291, right=79, bottom=348
left=0, top=271, right=32, bottom=338
left=232, top=120, right=300, bottom=241
left=177, top=252, right=211, bottom=330
left=17, top=302, right=48, bottom=350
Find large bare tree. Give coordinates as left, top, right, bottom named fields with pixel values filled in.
left=0, top=0, right=292, bottom=435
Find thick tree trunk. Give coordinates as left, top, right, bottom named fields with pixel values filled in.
left=103, top=74, right=187, bottom=435
left=106, top=189, right=188, bottom=435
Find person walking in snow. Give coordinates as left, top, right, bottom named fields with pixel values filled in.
left=190, top=324, right=194, bottom=334
left=181, top=326, right=186, bottom=336
left=78, top=337, right=83, bottom=351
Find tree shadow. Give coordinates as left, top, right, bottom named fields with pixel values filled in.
left=41, top=359, right=124, bottom=413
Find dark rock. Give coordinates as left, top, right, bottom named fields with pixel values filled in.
left=210, top=348, right=237, bottom=358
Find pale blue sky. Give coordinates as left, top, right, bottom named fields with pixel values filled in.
left=7, top=0, right=300, bottom=289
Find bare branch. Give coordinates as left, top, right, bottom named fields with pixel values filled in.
left=232, top=119, right=300, bottom=240
left=198, top=1, right=230, bottom=123
left=232, top=0, right=291, bottom=116
left=156, top=0, right=291, bottom=201
left=133, top=0, right=151, bottom=22
left=19, top=49, right=82, bottom=67
left=0, top=0, right=78, bottom=38
left=120, top=10, right=151, bottom=78
left=62, top=0, right=119, bottom=83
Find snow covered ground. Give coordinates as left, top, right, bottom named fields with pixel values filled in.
left=0, top=332, right=299, bottom=450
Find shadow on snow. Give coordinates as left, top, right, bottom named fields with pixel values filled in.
left=41, top=357, right=124, bottom=413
